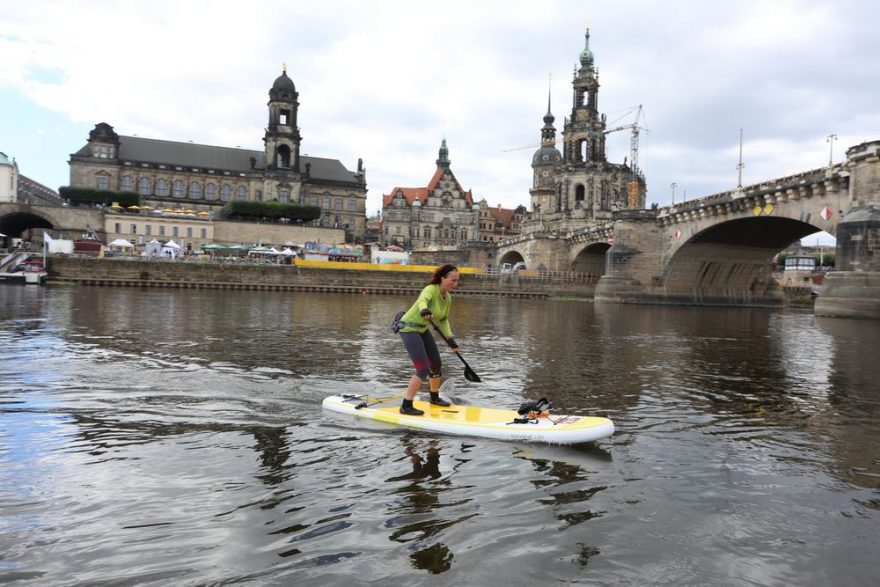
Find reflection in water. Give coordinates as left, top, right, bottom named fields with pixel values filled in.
left=1, top=286, right=878, bottom=584
left=384, top=438, right=471, bottom=574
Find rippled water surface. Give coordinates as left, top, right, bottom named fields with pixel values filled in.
left=1, top=286, right=878, bottom=585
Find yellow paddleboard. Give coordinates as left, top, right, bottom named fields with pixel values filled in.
left=322, top=394, right=614, bottom=445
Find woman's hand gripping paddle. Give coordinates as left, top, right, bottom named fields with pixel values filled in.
left=428, top=318, right=481, bottom=382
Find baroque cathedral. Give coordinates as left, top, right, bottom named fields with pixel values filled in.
left=524, top=29, right=646, bottom=233
left=68, top=67, right=368, bottom=241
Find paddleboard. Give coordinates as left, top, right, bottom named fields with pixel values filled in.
left=322, top=394, right=614, bottom=445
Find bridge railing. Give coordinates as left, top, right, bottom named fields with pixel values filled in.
left=472, top=267, right=600, bottom=284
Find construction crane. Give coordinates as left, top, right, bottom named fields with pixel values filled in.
left=603, top=104, right=646, bottom=175
left=502, top=104, right=647, bottom=175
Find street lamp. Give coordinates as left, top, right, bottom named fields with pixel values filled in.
left=826, top=134, right=838, bottom=166
left=671, top=182, right=677, bottom=205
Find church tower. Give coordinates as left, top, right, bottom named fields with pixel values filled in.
left=530, top=83, right=562, bottom=213
left=264, top=66, right=302, bottom=172
left=563, top=29, right=607, bottom=165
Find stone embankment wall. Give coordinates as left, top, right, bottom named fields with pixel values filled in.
left=46, top=257, right=596, bottom=299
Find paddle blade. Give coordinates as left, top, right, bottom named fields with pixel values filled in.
left=464, top=365, right=481, bottom=383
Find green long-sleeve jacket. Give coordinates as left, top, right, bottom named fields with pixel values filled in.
left=398, top=284, right=453, bottom=338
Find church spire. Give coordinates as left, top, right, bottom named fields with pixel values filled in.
left=436, top=138, right=450, bottom=168
left=541, top=75, right=556, bottom=145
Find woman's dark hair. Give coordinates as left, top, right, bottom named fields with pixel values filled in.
left=429, top=264, right=458, bottom=285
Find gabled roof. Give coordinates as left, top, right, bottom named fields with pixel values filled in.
left=382, top=167, right=474, bottom=209
left=382, top=187, right=428, bottom=208
left=426, top=167, right=474, bottom=206
left=488, top=205, right=515, bottom=227
left=74, top=134, right=362, bottom=186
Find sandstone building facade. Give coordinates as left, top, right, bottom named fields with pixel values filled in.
left=380, top=140, right=480, bottom=249
left=68, top=68, right=368, bottom=242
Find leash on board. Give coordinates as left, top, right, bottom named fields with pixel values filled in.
left=340, top=391, right=406, bottom=409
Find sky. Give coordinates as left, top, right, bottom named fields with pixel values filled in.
left=2, top=0, right=878, bottom=244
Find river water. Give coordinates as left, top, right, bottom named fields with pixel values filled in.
left=1, top=285, right=878, bottom=586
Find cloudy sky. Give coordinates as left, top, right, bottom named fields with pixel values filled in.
left=2, top=0, right=878, bottom=235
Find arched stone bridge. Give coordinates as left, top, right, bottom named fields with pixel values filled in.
left=497, top=140, right=880, bottom=313
left=0, top=203, right=106, bottom=242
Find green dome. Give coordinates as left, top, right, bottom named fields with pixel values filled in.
left=579, top=29, right=594, bottom=67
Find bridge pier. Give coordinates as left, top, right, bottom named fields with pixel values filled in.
left=816, top=204, right=880, bottom=319
left=594, top=210, right=661, bottom=304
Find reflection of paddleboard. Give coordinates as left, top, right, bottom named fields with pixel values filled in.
left=512, top=443, right=613, bottom=470
left=322, top=395, right=614, bottom=445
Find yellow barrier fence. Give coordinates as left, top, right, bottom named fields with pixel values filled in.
left=293, top=259, right=482, bottom=274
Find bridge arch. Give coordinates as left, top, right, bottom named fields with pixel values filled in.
left=498, top=250, right=526, bottom=266
left=572, top=242, right=609, bottom=275
left=662, top=216, right=820, bottom=301
left=0, top=211, right=53, bottom=242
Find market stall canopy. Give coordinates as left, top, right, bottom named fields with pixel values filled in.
left=279, top=248, right=296, bottom=256
left=109, top=238, right=135, bottom=248
left=163, top=239, right=182, bottom=249
left=248, top=246, right=277, bottom=255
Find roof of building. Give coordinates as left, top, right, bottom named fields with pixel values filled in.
left=382, top=187, right=428, bottom=207
left=19, top=174, right=59, bottom=195
left=74, top=135, right=361, bottom=186
left=0, top=152, right=15, bottom=167
left=382, top=166, right=473, bottom=208
left=488, top=205, right=515, bottom=228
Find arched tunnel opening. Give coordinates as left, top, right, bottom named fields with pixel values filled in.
left=0, top=212, right=53, bottom=247
left=663, top=217, right=822, bottom=302
left=572, top=242, right=610, bottom=276
left=498, top=251, right=526, bottom=266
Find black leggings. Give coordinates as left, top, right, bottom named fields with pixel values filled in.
left=400, top=330, right=442, bottom=380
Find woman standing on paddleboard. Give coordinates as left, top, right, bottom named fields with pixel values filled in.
left=394, top=264, right=460, bottom=415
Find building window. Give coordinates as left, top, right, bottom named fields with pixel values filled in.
left=121, top=175, right=133, bottom=191
left=310, top=195, right=318, bottom=206
left=173, top=180, right=184, bottom=198
left=221, top=184, right=231, bottom=201
left=173, top=227, right=179, bottom=237
left=115, top=222, right=121, bottom=233
left=255, top=190, right=262, bottom=201
left=97, top=175, right=109, bottom=190
left=323, top=196, right=330, bottom=209
left=186, top=227, right=193, bottom=238
left=279, top=189, right=290, bottom=202
left=130, top=224, right=137, bottom=234
left=200, top=228, right=207, bottom=239
left=145, top=225, right=152, bottom=235
left=335, top=198, right=343, bottom=211
left=237, top=186, right=246, bottom=200
left=205, top=183, right=217, bottom=201
left=159, top=225, right=165, bottom=236
left=348, top=199, right=356, bottom=211
left=189, top=182, right=202, bottom=199
left=156, top=179, right=169, bottom=197
left=138, top=177, right=151, bottom=195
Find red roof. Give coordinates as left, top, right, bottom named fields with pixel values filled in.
left=489, top=205, right=515, bottom=228
left=382, top=187, right=428, bottom=208
left=382, top=166, right=473, bottom=208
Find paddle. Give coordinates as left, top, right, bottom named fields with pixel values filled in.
left=428, top=318, right=481, bottom=382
